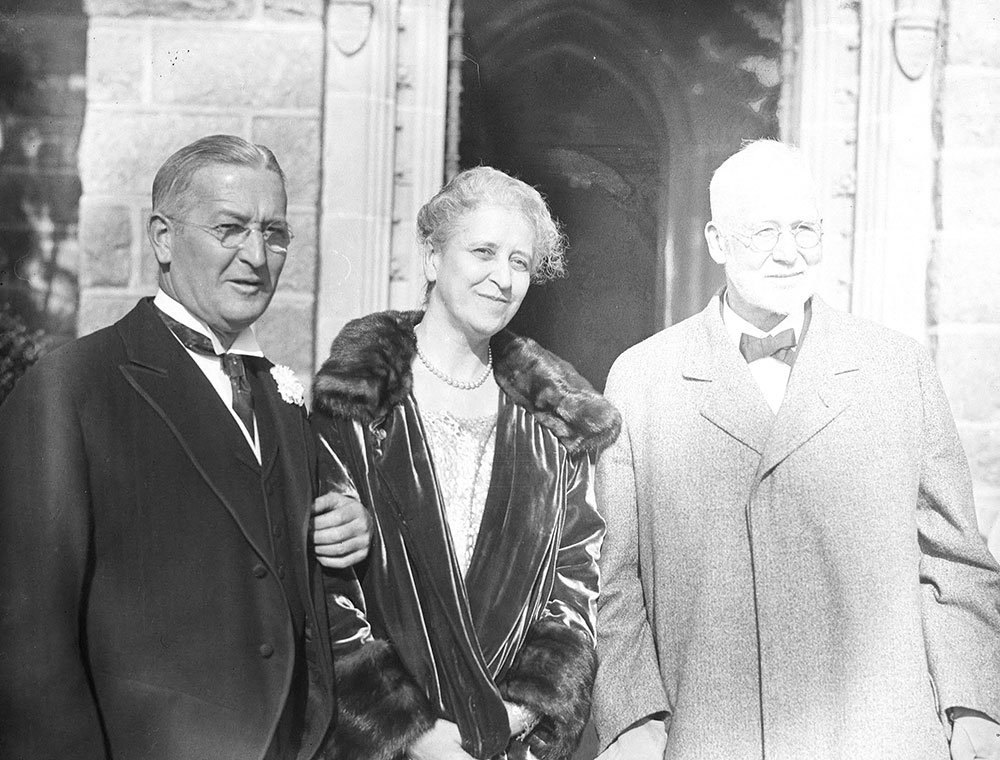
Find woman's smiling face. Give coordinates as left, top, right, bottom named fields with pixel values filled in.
left=424, top=204, right=535, bottom=340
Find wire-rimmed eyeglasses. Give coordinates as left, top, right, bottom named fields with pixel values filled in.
left=723, top=221, right=823, bottom=254
left=165, top=217, right=294, bottom=254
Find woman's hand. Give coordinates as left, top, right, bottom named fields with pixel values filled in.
left=408, top=719, right=476, bottom=760
left=503, top=700, right=537, bottom=737
left=312, top=492, right=371, bottom=568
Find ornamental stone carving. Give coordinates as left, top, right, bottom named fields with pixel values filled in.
left=892, top=0, right=942, bottom=80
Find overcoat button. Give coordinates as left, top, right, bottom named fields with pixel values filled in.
left=253, top=564, right=267, bottom=578
left=277, top=565, right=286, bottom=579
left=304, top=624, right=313, bottom=641
left=259, top=643, right=274, bottom=658
left=272, top=524, right=282, bottom=537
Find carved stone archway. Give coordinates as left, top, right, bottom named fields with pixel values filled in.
left=784, top=0, right=943, bottom=341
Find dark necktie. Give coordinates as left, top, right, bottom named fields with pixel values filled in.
left=156, top=310, right=256, bottom=440
left=739, top=327, right=797, bottom=366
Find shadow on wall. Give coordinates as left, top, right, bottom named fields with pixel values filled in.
left=0, top=2, right=86, bottom=352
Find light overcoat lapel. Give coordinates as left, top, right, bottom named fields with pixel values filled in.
left=115, top=301, right=273, bottom=562
left=683, top=295, right=860, bottom=478
left=756, top=298, right=858, bottom=478
left=684, top=297, right=774, bottom=455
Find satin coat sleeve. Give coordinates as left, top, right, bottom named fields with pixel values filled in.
left=311, top=412, right=439, bottom=760
left=0, top=362, right=109, bottom=759
left=591, top=363, right=671, bottom=751
left=542, top=451, right=604, bottom=639
left=914, top=347, right=1000, bottom=725
left=497, top=449, right=604, bottom=760
left=311, top=414, right=372, bottom=653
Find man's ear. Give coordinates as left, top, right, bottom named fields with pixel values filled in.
left=147, top=213, right=173, bottom=267
left=705, top=221, right=727, bottom=265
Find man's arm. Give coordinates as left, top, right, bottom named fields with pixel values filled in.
left=0, top=365, right=108, bottom=759
left=913, top=347, right=1000, bottom=730
left=591, top=372, right=670, bottom=754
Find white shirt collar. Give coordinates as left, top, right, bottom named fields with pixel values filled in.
left=153, top=289, right=264, bottom=357
left=721, top=290, right=806, bottom=348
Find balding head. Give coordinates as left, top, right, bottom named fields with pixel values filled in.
left=709, top=140, right=818, bottom=225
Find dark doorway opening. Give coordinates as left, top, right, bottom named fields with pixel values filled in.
left=459, top=11, right=661, bottom=390
left=458, top=0, right=783, bottom=391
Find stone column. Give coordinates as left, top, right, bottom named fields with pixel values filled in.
left=79, top=0, right=325, bottom=377
left=850, top=0, right=941, bottom=341
left=934, top=1, right=1000, bottom=556
left=781, top=0, right=860, bottom=313
left=314, top=0, right=450, bottom=364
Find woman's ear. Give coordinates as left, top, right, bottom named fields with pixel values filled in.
left=421, top=241, right=439, bottom=285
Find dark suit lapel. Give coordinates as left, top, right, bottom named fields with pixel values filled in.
left=756, top=298, right=858, bottom=478
left=686, top=296, right=774, bottom=455
left=116, top=300, right=271, bottom=557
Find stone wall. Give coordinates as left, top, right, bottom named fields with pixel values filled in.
left=0, top=0, right=86, bottom=347
left=935, top=2, right=1000, bottom=555
left=79, top=0, right=325, bottom=377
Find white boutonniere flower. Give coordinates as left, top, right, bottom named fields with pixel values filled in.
left=270, top=364, right=305, bottom=406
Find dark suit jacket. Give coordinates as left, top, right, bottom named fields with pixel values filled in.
left=0, top=298, right=335, bottom=760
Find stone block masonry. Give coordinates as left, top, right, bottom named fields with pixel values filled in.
left=79, top=0, right=324, bottom=380
left=936, top=2, right=1000, bottom=556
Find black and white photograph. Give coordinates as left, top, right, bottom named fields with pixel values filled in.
left=1, top=1, right=998, bottom=759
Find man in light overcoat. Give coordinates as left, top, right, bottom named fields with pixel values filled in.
left=592, top=140, right=1000, bottom=760
left=0, top=135, right=367, bottom=760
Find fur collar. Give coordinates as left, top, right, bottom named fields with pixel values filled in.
left=312, top=310, right=620, bottom=455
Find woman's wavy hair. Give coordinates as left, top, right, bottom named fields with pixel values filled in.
left=416, top=166, right=566, bottom=284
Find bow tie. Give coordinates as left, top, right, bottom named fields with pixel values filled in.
left=739, top=328, right=797, bottom=366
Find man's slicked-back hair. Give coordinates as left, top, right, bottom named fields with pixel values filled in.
left=151, top=134, right=286, bottom=215
left=709, top=139, right=817, bottom=222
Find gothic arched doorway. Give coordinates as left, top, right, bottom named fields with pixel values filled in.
left=458, top=0, right=783, bottom=390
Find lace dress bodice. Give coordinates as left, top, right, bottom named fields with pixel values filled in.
left=421, top=410, right=497, bottom=575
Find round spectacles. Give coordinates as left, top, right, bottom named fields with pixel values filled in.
left=725, top=222, right=823, bottom=253
left=166, top=217, right=294, bottom=254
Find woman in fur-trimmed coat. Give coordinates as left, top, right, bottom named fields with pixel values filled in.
left=311, top=167, right=619, bottom=760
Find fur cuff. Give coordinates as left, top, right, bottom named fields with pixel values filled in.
left=323, top=639, right=435, bottom=760
left=499, top=619, right=597, bottom=760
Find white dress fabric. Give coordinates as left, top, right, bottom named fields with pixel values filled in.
left=422, top=410, right=497, bottom=575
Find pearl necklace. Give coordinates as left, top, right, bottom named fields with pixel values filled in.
left=416, top=343, right=493, bottom=390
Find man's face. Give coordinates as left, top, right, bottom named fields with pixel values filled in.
left=153, top=164, right=287, bottom=344
left=706, top=165, right=822, bottom=329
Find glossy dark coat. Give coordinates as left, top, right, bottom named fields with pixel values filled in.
left=312, top=310, right=620, bottom=760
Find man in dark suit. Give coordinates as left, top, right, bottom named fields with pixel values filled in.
left=0, top=135, right=364, bottom=759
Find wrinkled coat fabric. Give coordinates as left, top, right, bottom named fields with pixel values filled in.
left=592, top=294, right=1000, bottom=760
left=312, top=310, right=619, bottom=760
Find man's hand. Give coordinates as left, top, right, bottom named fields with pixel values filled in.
left=408, top=719, right=476, bottom=760
left=596, top=718, right=667, bottom=760
left=952, top=710, right=1000, bottom=760
left=312, top=492, right=371, bottom=568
